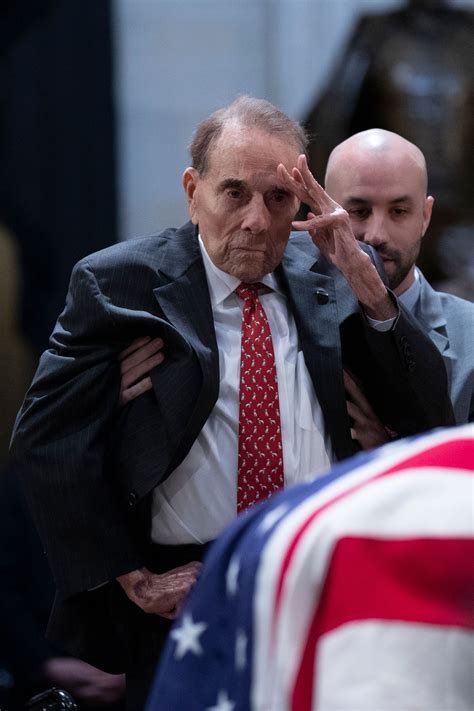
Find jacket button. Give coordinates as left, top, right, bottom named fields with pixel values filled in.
left=128, top=491, right=138, bottom=507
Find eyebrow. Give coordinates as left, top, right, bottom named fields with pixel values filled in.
left=269, top=185, right=292, bottom=196
left=217, top=179, right=291, bottom=196
left=344, top=195, right=414, bottom=206
left=217, top=178, right=247, bottom=192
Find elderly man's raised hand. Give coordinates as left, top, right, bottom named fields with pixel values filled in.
left=277, top=155, right=396, bottom=320
left=277, top=155, right=361, bottom=268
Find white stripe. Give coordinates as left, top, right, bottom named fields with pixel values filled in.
left=317, top=622, right=473, bottom=711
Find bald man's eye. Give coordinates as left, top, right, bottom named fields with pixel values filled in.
left=391, top=207, right=409, bottom=216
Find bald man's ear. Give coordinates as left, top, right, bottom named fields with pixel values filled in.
left=422, top=195, right=434, bottom=237
left=183, top=167, right=200, bottom=225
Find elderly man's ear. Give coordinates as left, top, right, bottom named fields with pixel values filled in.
left=183, top=168, right=200, bottom=224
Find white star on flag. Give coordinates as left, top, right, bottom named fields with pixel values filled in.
left=206, top=690, right=235, bottom=711
left=226, top=555, right=240, bottom=597
left=170, top=612, right=207, bottom=660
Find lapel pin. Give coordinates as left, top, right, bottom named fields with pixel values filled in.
left=315, top=288, right=329, bottom=304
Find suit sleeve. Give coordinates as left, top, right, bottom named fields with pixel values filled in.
left=358, top=299, right=455, bottom=434
left=10, top=258, right=145, bottom=600
left=348, top=245, right=455, bottom=434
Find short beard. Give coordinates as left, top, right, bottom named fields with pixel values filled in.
left=382, top=236, right=422, bottom=292
left=387, top=261, right=412, bottom=291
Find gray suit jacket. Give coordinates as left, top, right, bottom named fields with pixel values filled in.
left=413, top=270, right=474, bottom=424
left=10, top=222, right=454, bottom=671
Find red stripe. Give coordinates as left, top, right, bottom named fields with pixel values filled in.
left=380, top=438, right=474, bottom=477
left=274, top=438, right=473, bottom=616
left=291, top=537, right=474, bottom=710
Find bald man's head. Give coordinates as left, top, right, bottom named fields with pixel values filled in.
left=324, top=129, right=433, bottom=295
left=326, top=129, right=428, bottom=196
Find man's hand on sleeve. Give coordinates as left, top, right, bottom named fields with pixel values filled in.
left=116, top=562, right=202, bottom=620
left=277, top=155, right=396, bottom=320
left=343, top=370, right=392, bottom=450
left=118, top=336, right=164, bottom=405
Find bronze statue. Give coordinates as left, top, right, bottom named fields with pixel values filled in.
left=305, top=0, right=474, bottom=297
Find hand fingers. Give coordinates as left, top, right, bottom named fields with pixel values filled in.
left=278, top=157, right=344, bottom=221
left=296, top=155, right=341, bottom=211
left=343, top=370, right=376, bottom=418
left=278, top=165, right=325, bottom=218
left=121, top=351, right=164, bottom=390
left=118, top=336, right=151, bottom=362
left=292, top=207, right=348, bottom=232
left=159, top=608, right=178, bottom=620
left=159, top=561, right=202, bottom=580
left=346, top=390, right=375, bottom=421
left=277, top=163, right=307, bottom=201
left=159, top=566, right=202, bottom=619
left=120, top=376, right=153, bottom=406
left=346, top=400, right=367, bottom=424
left=119, top=337, right=164, bottom=373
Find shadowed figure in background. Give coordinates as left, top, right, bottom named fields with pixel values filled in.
left=304, top=0, right=474, bottom=298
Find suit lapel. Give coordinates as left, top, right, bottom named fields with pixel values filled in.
left=278, top=238, right=353, bottom=459
left=152, top=224, right=220, bottom=455
left=416, top=272, right=449, bottom=355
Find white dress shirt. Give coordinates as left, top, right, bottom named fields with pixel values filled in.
left=151, top=239, right=333, bottom=544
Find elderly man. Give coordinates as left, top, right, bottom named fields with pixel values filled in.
left=324, top=129, right=473, bottom=440
left=11, top=97, right=453, bottom=707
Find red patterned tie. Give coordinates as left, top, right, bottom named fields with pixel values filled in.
left=235, top=283, right=284, bottom=512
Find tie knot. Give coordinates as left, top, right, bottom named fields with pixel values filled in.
left=235, top=282, right=263, bottom=301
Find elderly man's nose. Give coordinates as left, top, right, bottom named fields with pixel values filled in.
left=241, top=196, right=270, bottom=233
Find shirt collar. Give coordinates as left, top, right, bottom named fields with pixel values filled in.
left=398, top=267, right=421, bottom=313
left=198, top=235, right=283, bottom=306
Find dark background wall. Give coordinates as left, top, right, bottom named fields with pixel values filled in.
left=0, top=0, right=117, bottom=462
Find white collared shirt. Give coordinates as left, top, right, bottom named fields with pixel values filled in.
left=151, top=239, right=333, bottom=544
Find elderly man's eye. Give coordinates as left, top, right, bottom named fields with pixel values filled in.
left=271, top=190, right=290, bottom=204
left=227, top=189, right=242, bottom=200
left=349, top=208, right=370, bottom=219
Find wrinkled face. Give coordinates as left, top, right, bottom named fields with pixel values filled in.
left=326, top=152, right=433, bottom=294
left=183, top=125, right=301, bottom=282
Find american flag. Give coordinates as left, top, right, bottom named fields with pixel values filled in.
left=146, top=425, right=474, bottom=711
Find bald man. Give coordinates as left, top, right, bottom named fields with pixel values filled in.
left=325, top=129, right=473, bottom=428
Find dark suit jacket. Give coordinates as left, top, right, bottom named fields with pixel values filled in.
left=10, top=222, right=454, bottom=671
